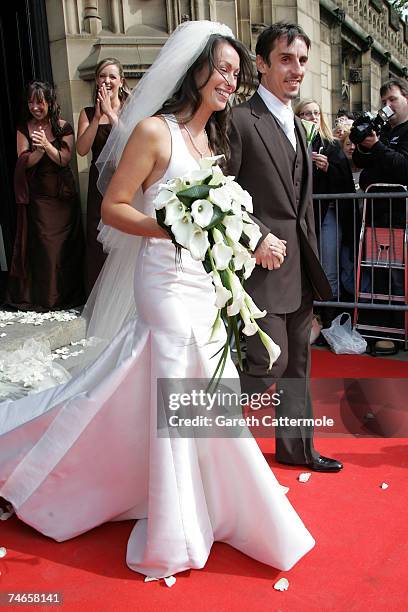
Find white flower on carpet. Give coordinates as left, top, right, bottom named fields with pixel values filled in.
left=274, top=577, right=289, bottom=591
left=298, top=472, right=312, bottom=483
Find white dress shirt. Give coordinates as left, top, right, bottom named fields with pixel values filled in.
left=257, top=84, right=297, bottom=151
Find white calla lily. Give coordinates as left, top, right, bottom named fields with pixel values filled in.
left=242, top=212, right=262, bottom=251
left=257, top=327, right=281, bottom=370
left=240, top=304, right=258, bottom=336
left=209, top=185, right=232, bottom=212
left=164, top=200, right=186, bottom=225
left=231, top=242, right=249, bottom=271
left=211, top=242, right=233, bottom=270
left=154, top=189, right=178, bottom=210
left=199, top=154, right=225, bottom=170
left=226, top=181, right=254, bottom=213
left=223, top=215, right=243, bottom=242
left=171, top=212, right=194, bottom=248
left=187, top=169, right=212, bottom=184
left=211, top=270, right=232, bottom=309
left=211, top=228, right=233, bottom=270
left=244, top=292, right=266, bottom=319
left=161, top=177, right=186, bottom=193
left=191, top=199, right=214, bottom=228
left=243, top=255, right=256, bottom=279
left=226, top=269, right=244, bottom=316
left=208, top=310, right=224, bottom=342
left=208, top=165, right=227, bottom=186
left=189, top=225, right=210, bottom=261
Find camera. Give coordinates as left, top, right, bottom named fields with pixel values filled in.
left=349, top=105, right=394, bottom=145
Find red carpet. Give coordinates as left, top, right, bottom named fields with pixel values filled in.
left=0, top=350, right=407, bottom=611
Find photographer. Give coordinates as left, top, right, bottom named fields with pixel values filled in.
left=352, top=77, right=408, bottom=353
left=353, top=78, right=408, bottom=198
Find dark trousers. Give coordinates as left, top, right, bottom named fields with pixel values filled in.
left=240, top=273, right=318, bottom=464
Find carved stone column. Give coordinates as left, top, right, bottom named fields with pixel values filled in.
left=83, top=0, right=102, bottom=35
left=361, top=49, right=372, bottom=112
left=64, top=0, right=79, bottom=35
left=111, top=0, right=122, bottom=34
left=236, top=0, right=252, bottom=50
left=330, top=21, right=343, bottom=118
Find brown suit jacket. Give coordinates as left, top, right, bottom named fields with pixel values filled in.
left=228, top=93, right=332, bottom=314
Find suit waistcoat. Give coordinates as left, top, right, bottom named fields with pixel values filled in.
left=273, top=117, right=305, bottom=211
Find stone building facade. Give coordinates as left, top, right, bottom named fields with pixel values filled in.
left=45, top=0, right=408, bottom=208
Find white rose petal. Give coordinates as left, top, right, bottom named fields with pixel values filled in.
left=380, top=482, right=389, bottom=489
left=274, top=577, right=289, bottom=592
left=164, top=200, right=186, bottom=226
left=280, top=485, right=290, bottom=494
left=164, top=576, right=177, bottom=588
left=0, top=547, right=7, bottom=559
left=144, top=577, right=159, bottom=583
left=0, top=512, right=13, bottom=521
left=191, top=199, right=214, bottom=228
left=298, top=472, right=312, bottom=483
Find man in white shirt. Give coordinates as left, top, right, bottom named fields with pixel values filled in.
left=228, top=22, right=342, bottom=472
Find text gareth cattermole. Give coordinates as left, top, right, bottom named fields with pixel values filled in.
left=168, top=390, right=282, bottom=411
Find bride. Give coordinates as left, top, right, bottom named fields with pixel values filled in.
left=0, top=21, right=314, bottom=579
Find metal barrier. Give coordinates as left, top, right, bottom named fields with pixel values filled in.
left=312, top=189, right=408, bottom=348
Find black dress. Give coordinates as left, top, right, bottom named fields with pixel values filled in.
left=6, top=122, right=85, bottom=311
left=84, top=107, right=112, bottom=296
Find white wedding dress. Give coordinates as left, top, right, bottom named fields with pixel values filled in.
left=0, top=117, right=314, bottom=578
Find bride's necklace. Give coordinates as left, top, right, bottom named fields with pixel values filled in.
left=183, top=123, right=209, bottom=158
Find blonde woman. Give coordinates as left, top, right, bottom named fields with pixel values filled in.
left=294, top=99, right=355, bottom=304
left=77, top=58, right=130, bottom=295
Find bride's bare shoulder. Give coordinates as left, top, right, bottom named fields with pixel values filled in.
left=132, top=116, right=170, bottom=142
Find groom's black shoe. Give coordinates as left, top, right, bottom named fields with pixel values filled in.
left=307, top=455, right=343, bottom=472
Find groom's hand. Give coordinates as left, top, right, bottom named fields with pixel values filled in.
left=254, top=233, right=287, bottom=270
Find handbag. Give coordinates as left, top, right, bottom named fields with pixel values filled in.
left=364, top=227, right=404, bottom=265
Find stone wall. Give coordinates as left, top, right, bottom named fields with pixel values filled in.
left=45, top=0, right=408, bottom=210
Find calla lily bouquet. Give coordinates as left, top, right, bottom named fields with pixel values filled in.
left=301, top=118, right=318, bottom=147
left=154, top=155, right=280, bottom=388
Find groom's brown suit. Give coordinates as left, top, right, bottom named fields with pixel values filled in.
left=228, top=92, right=332, bottom=464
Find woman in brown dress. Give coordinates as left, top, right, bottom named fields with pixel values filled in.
left=6, top=81, right=84, bottom=311
left=76, top=58, right=129, bottom=296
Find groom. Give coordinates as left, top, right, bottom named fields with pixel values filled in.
left=228, top=22, right=343, bottom=472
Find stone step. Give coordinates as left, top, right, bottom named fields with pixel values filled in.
left=0, top=310, right=87, bottom=353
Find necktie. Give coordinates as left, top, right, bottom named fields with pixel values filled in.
left=281, top=110, right=297, bottom=151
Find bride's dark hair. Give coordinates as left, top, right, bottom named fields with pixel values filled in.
left=157, top=34, right=254, bottom=163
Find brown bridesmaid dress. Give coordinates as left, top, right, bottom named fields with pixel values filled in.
left=6, top=122, right=85, bottom=311
left=84, top=106, right=111, bottom=296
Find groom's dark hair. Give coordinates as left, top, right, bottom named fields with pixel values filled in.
left=255, top=22, right=311, bottom=82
